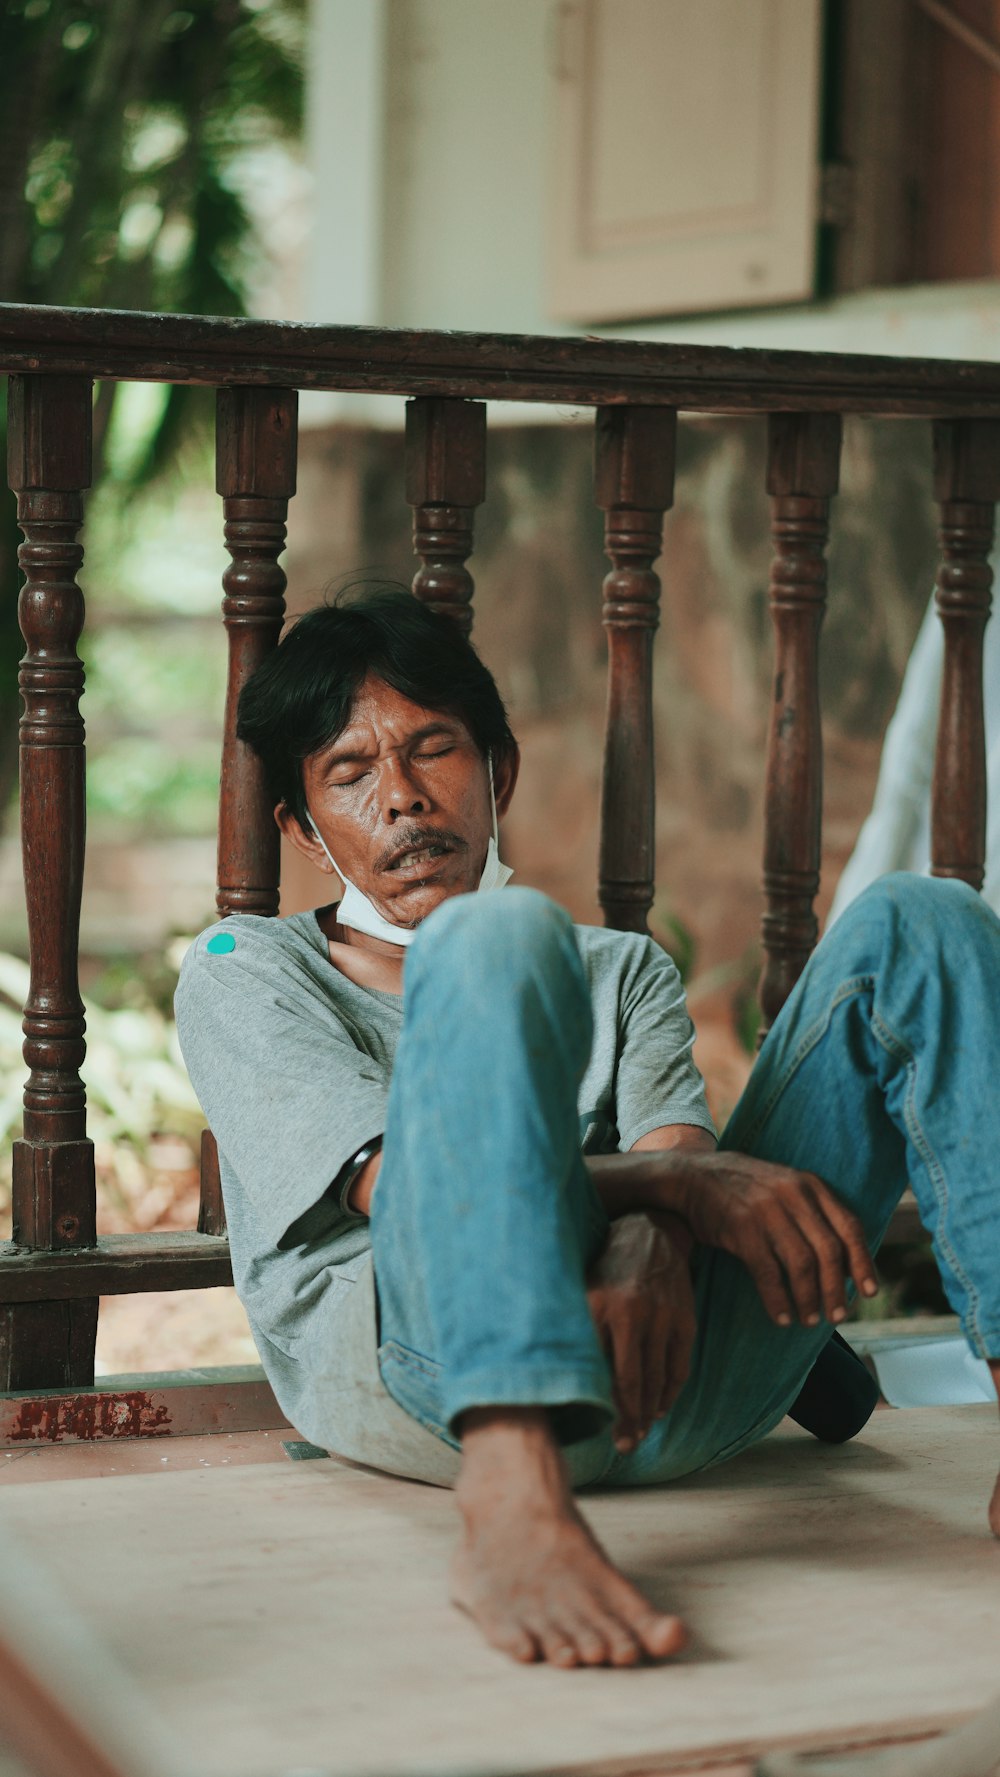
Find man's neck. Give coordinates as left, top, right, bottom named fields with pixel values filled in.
left=317, top=905, right=406, bottom=995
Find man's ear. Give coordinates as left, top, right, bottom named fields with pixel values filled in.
left=492, top=744, right=520, bottom=819
left=274, top=802, right=336, bottom=874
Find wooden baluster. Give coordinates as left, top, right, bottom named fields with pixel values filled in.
left=4, top=374, right=97, bottom=1389
left=759, top=413, right=842, bottom=1036
left=405, top=398, right=486, bottom=632
left=216, top=386, right=298, bottom=919
left=204, top=387, right=298, bottom=1236
left=930, top=420, right=1000, bottom=890
left=594, top=407, right=676, bottom=934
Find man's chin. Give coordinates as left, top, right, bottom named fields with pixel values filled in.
left=380, top=877, right=475, bottom=929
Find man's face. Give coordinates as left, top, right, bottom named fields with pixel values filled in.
left=282, top=674, right=517, bottom=930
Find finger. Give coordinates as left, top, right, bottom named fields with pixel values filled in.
left=807, top=1181, right=879, bottom=1300
left=640, top=1315, right=670, bottom=1434
left=768, top=1212, right=825, bottom=1325
left=743, top=1236, right=798, bottom=1326
left=658, top=1315, right=695, bottom=1415
left=610, top=1326, right=644, bottom=1452
left=782, top=1194, right=853, bottom=1324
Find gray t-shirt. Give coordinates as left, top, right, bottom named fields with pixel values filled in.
left=174, top=902, right=714, bottom=1450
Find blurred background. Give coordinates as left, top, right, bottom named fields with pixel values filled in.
left=2, top=0, right=998, bottom=1371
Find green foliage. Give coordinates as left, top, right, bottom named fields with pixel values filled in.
left=649, top=897, right=697, bottom=983
left=0, top=942, right=203, bottom=1233
left=0, top=0, right=306, bottom=828
left=735, top=973, right=763, bottom=1056
left=0, top=0, right=304, bottom=315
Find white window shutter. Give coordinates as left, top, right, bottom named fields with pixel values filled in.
left=547, top=0, right=823, bottom=323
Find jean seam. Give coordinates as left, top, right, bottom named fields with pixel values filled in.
left=738, top=975, right=874, bottom=1150
left=869, top=1009, right=985, bottom=1354
left=378, top=1337, right=441, bottom=1382
left=377, top=1343, right=452, bottom=1442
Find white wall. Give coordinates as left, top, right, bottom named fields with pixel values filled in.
left=303, top=0, right=1000, bottom=425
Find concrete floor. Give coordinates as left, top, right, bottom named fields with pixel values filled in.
left=2, top=1405, right=999, bottom=1777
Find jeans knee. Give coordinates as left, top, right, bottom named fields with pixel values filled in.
left=412, top=884, right=571, bottom=959
left=853, top=870, right=978, bottom=931
left=841, top=871, right=997, bottom=977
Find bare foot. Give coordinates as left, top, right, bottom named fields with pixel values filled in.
left=990, top=1362, right=1000, bottom=1539
left=451, top=1407, right=687, bottom=1668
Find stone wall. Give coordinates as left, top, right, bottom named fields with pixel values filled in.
left=281, top=415, right=938, bottom=1026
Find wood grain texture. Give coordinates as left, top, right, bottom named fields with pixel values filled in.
left=197, top=1130, right=226, bottom=1239
left=208, top=388, right=297, bottom=1240
left=595, top=407, right=676, bottom=933
left=5, top=374, right=98, bottom=1389
left=759, top=413, right=842, bottom=1034
left=4, top=1408, right=996, bottom=1777
left=930, top=419, right=1000, bottom=889
left=405, top=398, right=486, bottom=631
left=5, top=301, right=1000, bottom=414
left=0, top=1235, right=233, bottom=1300
left=215, top=385, right=297, bottom=920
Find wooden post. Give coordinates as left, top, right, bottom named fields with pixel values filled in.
left=206, top=387, right=298, bottom=1235
left=759, top=412, right=842, bottom=1035
left=930, top=419, right=1000, bottom=889
left=594, top=407, right=676, bottom=935
left=215, top=386, right=298, bottom=919
left=405, top=398, right=486, bottom=632
left=4, top=374, right=97, bottom=1389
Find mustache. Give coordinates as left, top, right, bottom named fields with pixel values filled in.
left=376, top=826, right=468, bottom=873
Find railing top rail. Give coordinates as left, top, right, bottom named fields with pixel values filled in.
left=3, top=301, right=1000, bottom=417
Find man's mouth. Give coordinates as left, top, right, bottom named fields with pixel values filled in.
left=385, top=841, right=454, bottom=877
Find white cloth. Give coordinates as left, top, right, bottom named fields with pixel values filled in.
left=828, top=576, right=1000, bottom=926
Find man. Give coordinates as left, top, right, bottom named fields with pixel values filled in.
left=176, top=586, right=1000, bottom=1672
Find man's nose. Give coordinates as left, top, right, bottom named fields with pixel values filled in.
left=382, top=758, right=429, bottom=820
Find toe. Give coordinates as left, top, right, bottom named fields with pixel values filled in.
left=491, top=1622, right=539, bottom=1663
left=559, top=1613, right=610, bottom=1667
left=601, top=1571, right=686, bottom=1660
left=636, top=1611, right=686, bottom=1659
left=603, top=1623, right=642, bottom=1667
left=536, top=1624, right=581, bottom=1668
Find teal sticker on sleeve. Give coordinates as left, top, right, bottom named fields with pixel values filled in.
left=206, top=932, right=236, bottom=955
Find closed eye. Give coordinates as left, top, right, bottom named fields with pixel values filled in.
left=329, top=770, right=371, bottom=787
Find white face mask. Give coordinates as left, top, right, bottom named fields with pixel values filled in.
left=306, top=751, right=513, bottom=949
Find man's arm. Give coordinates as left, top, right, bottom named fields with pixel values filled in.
left=343, top=1124, right=712, bottom=1222
left=346, top=1120, right=878, bottom=1329
left=590, top=1128, right=878, bottom=1327
left=343, top=1147, right=382, bottom=1217
left=589, top=1123, right=716, bottom=1256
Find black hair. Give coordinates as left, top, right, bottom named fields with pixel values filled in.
left=236, top=582, right=517, bottom=829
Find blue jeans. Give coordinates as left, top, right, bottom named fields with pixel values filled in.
left=369, top=875, right=1000, bottom=1490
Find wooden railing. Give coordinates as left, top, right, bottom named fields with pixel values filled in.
left=1, top=302, right=998, bottom=1392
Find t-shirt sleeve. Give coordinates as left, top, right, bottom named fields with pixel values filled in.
left=614, top=939, right=716, bottom=1149
left=174, top=928, right=388, bottom=1252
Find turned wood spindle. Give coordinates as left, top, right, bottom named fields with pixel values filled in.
left=215, top=386, right=298, bottom=920
left=594, top=407, right=677, bottom=935
left=930, top=419, right=1000, bottom=890
left=5, top=373, right=97, bottom=1389
left=759, top=412, right=842, bottom=1037
left=206, top=387, right=297, bottom=1237
left=405, top=399, right=486, bottom=632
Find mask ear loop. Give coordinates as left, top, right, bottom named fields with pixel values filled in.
left=306, top=812, right=344, bottom=882
left=487, top=752, right=500, bottom=845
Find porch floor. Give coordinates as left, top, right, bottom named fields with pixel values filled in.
left=3, top=1404, right=999, bottom=1777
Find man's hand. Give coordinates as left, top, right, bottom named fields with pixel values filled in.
left=669, top=1151, right=878, bottom=1329
left=586, top=1214, right=696, bottom=1455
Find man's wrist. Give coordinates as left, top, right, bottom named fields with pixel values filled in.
left=586, top=1149, right=698, bottom=1224
left=643, top=1206, right=694, bottom=1261
left=335, top=1138, right=383, bottom=1218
